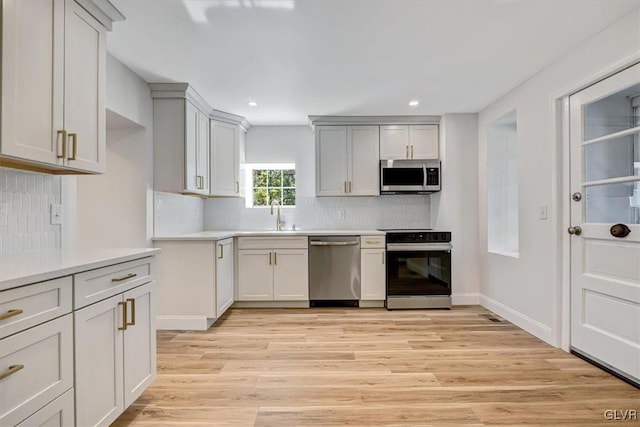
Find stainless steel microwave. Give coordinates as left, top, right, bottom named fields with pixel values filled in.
left=380, top=159, right=441, bottom=194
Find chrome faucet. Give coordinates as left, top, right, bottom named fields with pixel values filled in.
left=270, top=199, right=283, bottom=231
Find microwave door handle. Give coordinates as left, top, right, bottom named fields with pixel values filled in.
left=423, top=164, right=427, bottom=188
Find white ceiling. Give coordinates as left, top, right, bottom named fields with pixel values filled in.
left=108, top=0, right=639, bottom=125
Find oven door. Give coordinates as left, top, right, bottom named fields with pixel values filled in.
left=386, top=244, right=451, bottom=297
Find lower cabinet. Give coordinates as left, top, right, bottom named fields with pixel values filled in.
left=216, top=238, right=235, bottom=315
left=360, top=248, right=386, bottom=300
left=0, top=315, right=73, bottom=427
left=237, top=247, right=309, bottom=301
left=75, top=282, right=156, bottom=427
left=16, top=389, right=75, bottom=427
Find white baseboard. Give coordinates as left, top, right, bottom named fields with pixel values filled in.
left=479, top=294, right=554, bottom=345
left=156, top=315, right=215, bottom=331
left=359, top=300, right=385, bottom=308
left=452, top=293, right=480, bottom=305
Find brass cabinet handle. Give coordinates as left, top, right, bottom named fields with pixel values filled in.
left=126, top=298, right=136, bottom=326
left=274, top=252, right=277, bottom=265
left=235, top=181, right=239, bottom=193
left=118, top=301, right=127, bottom=330
left=344, top=181, right=347, bottom=193
left=406, top=145, right=409, bottom=158
left=218, top=243, right=224, bottom=259
left=68, top=133, right=77, bottom=160
left=348, top=181, right=352, bottom=193
left=411, top=145, right=414, bottom=159
left=268, top=252, right=271, bottom=265
left=0, top=309, right=23, bottom=321
left=112, top=273, right=137, bottom=282
left=57, top=130, right=67, bottom=159
left=382, top=252, right=385, bottom=264
left=0, top=364, right=24, bottom=380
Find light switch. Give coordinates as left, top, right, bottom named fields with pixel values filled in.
left=50, top=204, right=63, bottom=225
left=538, top=205, right=548, bottom=220
left=0, top=202, right=7, bottom=226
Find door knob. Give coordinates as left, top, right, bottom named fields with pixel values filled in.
left=572, top=192, right=582, bottom=202
left=567, top=226, right=582, bottom=236
left=610, top=223, right=631, bottom=238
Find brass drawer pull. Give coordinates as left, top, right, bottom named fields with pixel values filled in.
left=0, top=364, right=24, bottom=380
left=218, top=244, right=224, bottom=259
left=57, top=130, right=67, bottom=159
left=118, top=301, right=127, bottom=330
left=0, top=309, right=23, bottom=321
left=112, top=273, right=137, bottom=282
left=126, top=298, right=136, bottom=326
left=366, top=240, right=380, bottom=245
left=68, top=133, right=78, bottom=160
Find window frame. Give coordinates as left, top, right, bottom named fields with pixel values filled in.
left=244, top=163, right=296, bottom=208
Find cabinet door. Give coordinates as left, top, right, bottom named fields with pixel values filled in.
left=1, top=0, right=65, bottom=166
left=273, top=249, right=309, bottom=301
left=237, top=250, right=273, bottom=300
left=197, top=110, right=210, bottom=194
left=380, top=125, right=409, bottom=160
left=361, top=249, right=386, bottom=300
left=63, top=0, right=106, bottom=173
left=211, top=120, right=240, bottom=196
left=75, top=294, right=124, bottom=427
left=316, top=126, right=348, bottom=196
left=123, top=283, right=157, bottom=408
left=184, top=101, right=201, bottom=194
left=409, top=125, right=439, bottom=159
left=216, top=238, right=235, bottom=315
left=347, top=126, right=380, bottom=196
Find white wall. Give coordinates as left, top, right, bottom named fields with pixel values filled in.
left=204, top=126, right=432, bottom=231
left=431, top=114, right=480, bottom=305
left=70, top=54, right=154, bottom=249
left=477, top=8, right=640, bottom=345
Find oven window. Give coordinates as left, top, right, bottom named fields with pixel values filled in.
left=382, top=168, right=424, bottom=186
left=387, top=251, right=451, bottom=296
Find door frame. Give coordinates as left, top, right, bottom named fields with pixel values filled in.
left=553, top=54, right=640, bottom=351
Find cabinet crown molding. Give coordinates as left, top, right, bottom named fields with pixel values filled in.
left=308, top=115, right=441, bottom=128
left=149, top=83, right=250, bottom=130
left=74, top=0, right=125, bottom=31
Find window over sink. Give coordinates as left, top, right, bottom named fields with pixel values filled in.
left=244, top=163, right=296, bottom=208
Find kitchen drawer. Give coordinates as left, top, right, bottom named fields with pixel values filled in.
left=0, top=315, right=73, bottom=427
left=15, top=388, right=74, bottom=427
left=0, top=277, right=72, bottom=339
left=361, top=235, right=385, bottom=249
left=74, top=257, right=154, bottom=309
left=237, top=236, right=308, bottom=250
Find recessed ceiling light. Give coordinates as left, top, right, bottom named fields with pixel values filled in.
left=248, top=101, right=258, bottom=107
left=409, top=100, right=419, bottom=107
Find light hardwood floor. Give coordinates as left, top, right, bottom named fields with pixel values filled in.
left=113, top=306, right=639, bottom=426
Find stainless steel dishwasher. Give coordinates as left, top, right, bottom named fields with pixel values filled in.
left=308, top=236, right=360, bottom=307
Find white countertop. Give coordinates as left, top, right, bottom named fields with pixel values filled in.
left=152, top=229, right=386, bottom=241
left=0, top=248, right=160, bottom=291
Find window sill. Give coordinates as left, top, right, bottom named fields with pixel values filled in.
left=488, top=250, right=520, bottom=259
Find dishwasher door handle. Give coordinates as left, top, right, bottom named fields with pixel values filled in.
left=309, top=241, right=359, bottom=246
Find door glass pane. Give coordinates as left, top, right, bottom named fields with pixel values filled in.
left=584, top=83, right=640, bottom=141
left=584, top=132, right=640, bottom=182
left=585, top=181, right=640, bottom=224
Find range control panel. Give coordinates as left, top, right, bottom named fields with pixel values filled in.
left=383, top=230, right=452, bottom=244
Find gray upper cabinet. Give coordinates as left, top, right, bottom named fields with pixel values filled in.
left=380, top=124, right=439, bottom=160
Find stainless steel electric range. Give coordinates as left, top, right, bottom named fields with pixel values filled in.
left=380, top=229, right=452, bottom=309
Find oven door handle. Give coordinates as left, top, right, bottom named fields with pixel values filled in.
left=387, top=243, right=452, bottom=252
left=423, top=164, right=427, bottom=188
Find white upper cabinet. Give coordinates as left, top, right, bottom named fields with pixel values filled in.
left=1, top=0, right=110, bottom=174
left=210, top=120, right=241, bottom=197
left=316, top=126, right=379, bottom=197
left=151, top=83, right=248, bottom=198
left=380, top=124, right=439, bottom=160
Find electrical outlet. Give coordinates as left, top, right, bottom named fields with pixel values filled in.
left=50, top=204, right=63, bottom=225
left=538, top=204, right=548, bottom=220
left=0, top=202, right=8, bottom=226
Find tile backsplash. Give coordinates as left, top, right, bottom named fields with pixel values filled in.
left=205, top=195, right=431, bottom=231
left=0, top=168, right=62, bottom=256
left=154, top=191, right=204, bottom=235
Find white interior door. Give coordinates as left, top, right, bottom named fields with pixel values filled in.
left=569, top=62, right=640, bottom=386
